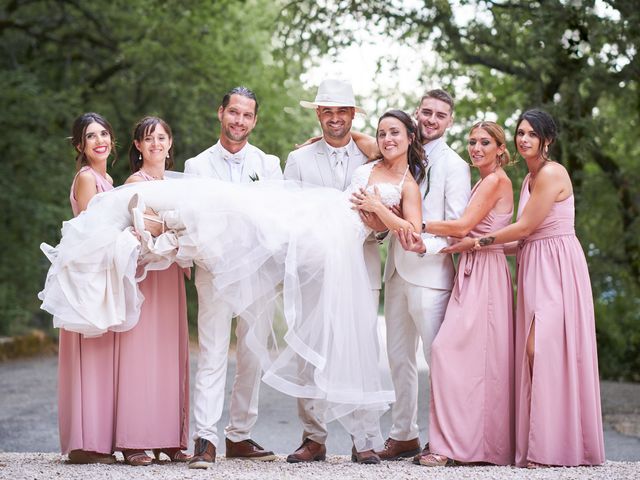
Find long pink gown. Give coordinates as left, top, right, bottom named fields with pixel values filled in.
left=114, top=170, right=190, bottom=451
left=514, top=174, right=604, bottom=467
left=429, top=182, right=515, bottom=465
left=58, top=166, right=116, bottom=454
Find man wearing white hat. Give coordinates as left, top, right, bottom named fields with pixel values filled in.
left=283, top=79, right=382, bottom=464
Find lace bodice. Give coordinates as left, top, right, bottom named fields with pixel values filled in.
left=347, top=161, right=405, bottom=207
left=345, top=161, right=407, bottom=240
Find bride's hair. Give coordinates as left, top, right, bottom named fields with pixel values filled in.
left=376, top=110, right=426, bottom=184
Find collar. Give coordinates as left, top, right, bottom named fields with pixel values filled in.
left=323, top=137, right=354, bottom=158
left=422, top=136, right=446, bottom=157
left=215, top=140, right=249, bottom=164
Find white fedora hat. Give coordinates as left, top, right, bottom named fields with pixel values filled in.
left=300, top=79, right=366, bottom=114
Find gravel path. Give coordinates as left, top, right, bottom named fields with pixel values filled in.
left=1, top=453, right=639, bottom=480
left=1, top=337, right=639, bottom=479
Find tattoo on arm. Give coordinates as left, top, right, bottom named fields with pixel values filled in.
left=478, top=236, right=496, bottom=247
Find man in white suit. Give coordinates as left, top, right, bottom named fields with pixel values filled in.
left=374, top=89, right=471, bottom=462
left=283, top=79, right=382, bottom=465
left=184, top=86, right=281, bottom=469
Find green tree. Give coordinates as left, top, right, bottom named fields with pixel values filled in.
left=278, top=0, right=640, bottom=379
left=0, top=0, right=316, bottom=335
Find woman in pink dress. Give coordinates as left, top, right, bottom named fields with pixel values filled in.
left=400, top=122, right=515, bottom=466
left=448, top=109, right=605, bottom=468
left=59, top=112, right=118, bottom=464
left=114, top=116, right=190, bottom=466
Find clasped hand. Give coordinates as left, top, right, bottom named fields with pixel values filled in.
left=440, top=236, right=476, bottom=254
left=350, top=186, right=383, bottom=213
left=396, top=229, right=478, bottom=255
left=351, top=187, right=399, bottom=232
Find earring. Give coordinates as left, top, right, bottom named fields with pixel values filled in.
left=138, top=153, right=142, bottom=161
left=166, top=154, right=170, bottom=159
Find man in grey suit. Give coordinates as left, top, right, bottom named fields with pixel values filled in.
left=373, top=89, right=471, bottom=463
left=184, top=86, right=281, bottom=469
left=283, top=79, right=382, bottom=464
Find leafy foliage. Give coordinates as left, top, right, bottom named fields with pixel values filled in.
left=278, top=0, right=640, bottom=379
left=0, top=0, right=316, bottom=334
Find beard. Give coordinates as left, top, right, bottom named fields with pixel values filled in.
left=322, top=123, right=351, bottom=141
left=222, top=124, right=251, bottom=143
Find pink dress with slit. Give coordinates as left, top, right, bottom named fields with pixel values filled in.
left=514, top=174, right=604, bottom=467
left=114, top=170, right=190, bottom=450
left=58, top=166, right=116, bottom=454
left=429, top=180, right=515, bottom=465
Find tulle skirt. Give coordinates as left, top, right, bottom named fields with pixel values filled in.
left=39, top=175, right=393, bottom=450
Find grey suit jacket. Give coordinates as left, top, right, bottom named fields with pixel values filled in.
left=284, top=139, right=382, bottom=290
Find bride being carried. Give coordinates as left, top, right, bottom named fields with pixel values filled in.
left=38, top=108, right=426, bottom=453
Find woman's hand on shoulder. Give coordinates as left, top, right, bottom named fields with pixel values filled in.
left=294, top=136, right=322, bottom=149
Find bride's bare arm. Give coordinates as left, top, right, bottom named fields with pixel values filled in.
left=353, top=181, right=422, bottom=232
left=351, top=131, right=381, bottom=160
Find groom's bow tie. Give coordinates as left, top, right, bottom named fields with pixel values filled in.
left=224, top=153, right=243, bottom=164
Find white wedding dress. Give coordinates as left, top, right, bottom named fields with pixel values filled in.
left=39, top=161, right=406, bottom=450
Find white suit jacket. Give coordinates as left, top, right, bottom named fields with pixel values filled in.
left=284, top=139, right=382, bottom=290
left=184, top=140, right=282, bottom=182
left=385, top=137, right=471, bottom=290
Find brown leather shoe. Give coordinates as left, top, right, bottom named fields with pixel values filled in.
left=351, top=447, right=381, bottom=464
left=376, top=437, right=421, bottom=460
left=412, top=442, right=430, bottom=464
left=286, top=438, right=326, bottom=463
left=225, top=438, right=276, bottom=461
left=67, top=450, right=116, bottom=464
left=188, top=438, right=216, bottom=469
left=152, top=448, right=191, bottom=462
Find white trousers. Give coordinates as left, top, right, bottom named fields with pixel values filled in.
left=193, top=266, right=268, bottom=447
left=297, top=288, right=381, bottom=448
left=384, top=271, right=451, bottom=441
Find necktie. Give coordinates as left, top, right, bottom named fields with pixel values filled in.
left=333, top=148, right=346, bottom=189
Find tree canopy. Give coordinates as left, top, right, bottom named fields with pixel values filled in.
left=0, top=0, right=317, bottom=334
left=1, top=0, right=638, bottom=378
left=278, top=0, right=639, bottom=379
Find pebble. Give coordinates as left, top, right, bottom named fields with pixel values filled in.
left=0, top=453, right=639, bottom=480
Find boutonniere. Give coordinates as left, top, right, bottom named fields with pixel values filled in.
left=249, top=172, right=260, bottom=182
left=423, top=163, right=431, bottom=199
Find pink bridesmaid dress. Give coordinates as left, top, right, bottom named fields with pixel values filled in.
left=429, top=182, right=515, bottom=465
left=58, top=166, right=116, bottom=454
left=514, top=174, right=604, bottom=467
left=114, top=170, right=190, bottom=451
